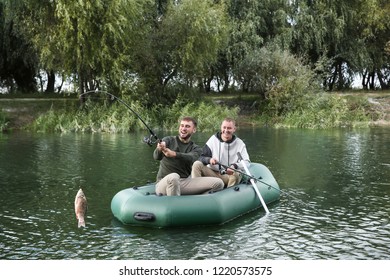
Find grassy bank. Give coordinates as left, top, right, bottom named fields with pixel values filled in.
left=28, top=95, right=240, bottom=133
left=1, top=90, right=390, bottom=133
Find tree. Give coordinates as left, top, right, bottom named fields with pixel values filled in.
left=357, top=0, right=390, bottom=89
left=290, top=0, right=390, bottom=91
left=133, top=0, right=229, bottom=104
left=0, top=0, right=38, bottom=92
left=290, top=0, right=353, bottom=90
left=226, top=0, right=292, bottom=94
left=18, top=0, right=143, bottom=94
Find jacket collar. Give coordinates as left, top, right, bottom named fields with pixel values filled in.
left=216, top=132, right=236, bottom=144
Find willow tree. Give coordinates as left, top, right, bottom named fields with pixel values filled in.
left=356, top=0, right=390, bottom=89
left=290, top=0, right=390, bottom=90
left=163, top=0, right=229, bottom=89
left=226, top=0, right=292, bottom=94
left=19, top=0, right=144, bottom=94
left=132, top=0, right=229, bottom=105
left=0, top=0, right=38, bottom=92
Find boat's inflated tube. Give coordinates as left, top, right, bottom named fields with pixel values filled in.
left=111, top=163, right=280, bottom=227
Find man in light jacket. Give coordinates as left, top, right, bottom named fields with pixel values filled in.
left=191, top=118, right=250, bottom=188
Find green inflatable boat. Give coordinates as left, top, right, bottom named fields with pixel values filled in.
left=111, top=163, right=280, bottom=227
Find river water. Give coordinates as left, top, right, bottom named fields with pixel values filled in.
left=0, top=128, right=389, bottom=260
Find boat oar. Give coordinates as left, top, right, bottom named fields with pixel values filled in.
left=237, top=153, right=270, bottom=214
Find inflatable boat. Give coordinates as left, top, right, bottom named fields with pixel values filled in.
left=111, top=163, right=280, bottom=227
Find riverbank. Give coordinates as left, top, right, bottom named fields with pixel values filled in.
left=363, top=92, right=390, bottom=126
left=1, top=98, right=66, bottom=130
left=1, top=91, right=390, bottom=130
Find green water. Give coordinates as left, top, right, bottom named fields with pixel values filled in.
left=1, top=128, right=389, bottom=259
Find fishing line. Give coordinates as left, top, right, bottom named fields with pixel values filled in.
left=218, top=162, right=326, bottom=216
left=79, top=90, right=160, bottom=146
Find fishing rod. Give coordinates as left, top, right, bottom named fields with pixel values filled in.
left=79, top=90, right=160, bottom=146
left=218, top=158, right=324, bottom=215
left=217, top=162, right=278, bottom=192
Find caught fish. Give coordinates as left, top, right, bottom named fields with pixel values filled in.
left=74, top=188, right=87, bottom=228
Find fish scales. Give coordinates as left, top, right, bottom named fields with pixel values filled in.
left=74, top=188, right=87, bottom=228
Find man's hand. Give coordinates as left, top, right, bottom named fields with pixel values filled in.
left=224, top=167, right=234, bottom=175
left=210, top=158, right=234, bottom=175
left=157, top=141, right=166, bottom=151
left=162, top=148, right=176, bottom=158
left=157, top=142, right=176, bottom=158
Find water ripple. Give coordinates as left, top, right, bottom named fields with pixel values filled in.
left=1, top=130, right=390, bottom=260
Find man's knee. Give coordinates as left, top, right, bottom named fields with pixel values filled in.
left=193, top=160, right=203, bottom=168
left=192, top=160, right=204, bottom=171
left=157, top=173, right=180, bottom=196
left=213, top=178, right=224, bottom=191
left=191, top=160, right=204, bottom=177
left=166, top=173, right=180, bottom=184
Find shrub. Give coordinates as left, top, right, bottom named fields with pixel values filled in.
left=280, top=94, right=370, bottom=128
left=30, top=94, right=238, bottom=133
left=0, top=111, right=8, bottom=131
left=155, top=95, right=239, bottom=132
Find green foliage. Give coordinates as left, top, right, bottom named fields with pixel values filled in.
left=251, top=45, right=372, bottom=128
left=162, top=0, right=228, bottom=78
left=272, top=94, right=371, bottom=129
left=30, top=95, right=238, bottom=133
left=157, top=96, right=239, bottom=132
left=31, top=97, right=137, bottom=133
left=18, top=0, right=143, bottom=93
left=133, top=0, right=229, bottom=104
left=3, top=0, right=390, bottom=96
left=0, top=0, right=38, bottom=92
left=290, top=0, right=390, bottom=90
left=0, top=110, right=9, bottom=131
left=2, top=0, right=390, bottom=130
left=248, top=46, right=320, bottom=117
left=227, top=0, right=292, bottom=92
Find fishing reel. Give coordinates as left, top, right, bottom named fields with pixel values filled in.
left=218, top=164, right=227, bottom=175
left=143, top=134, right=159, bottom=146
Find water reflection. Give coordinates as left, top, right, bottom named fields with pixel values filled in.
left=1, top=128, right=390, bottom=260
